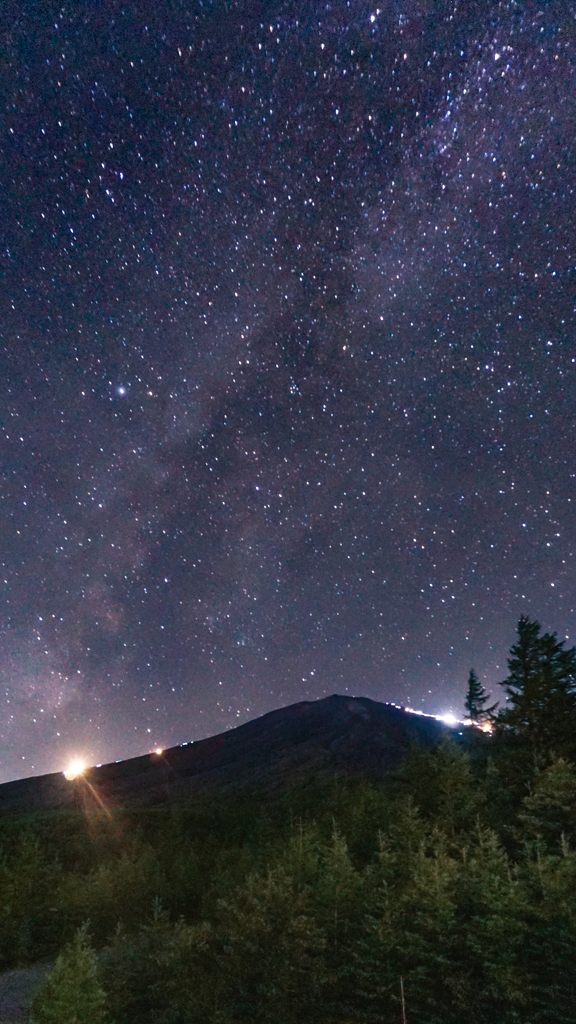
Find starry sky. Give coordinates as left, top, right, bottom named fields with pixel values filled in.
left=1, top=0, right=575, bottom=782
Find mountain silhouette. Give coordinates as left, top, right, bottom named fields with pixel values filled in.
left=0, top=695, right=473, bottom=814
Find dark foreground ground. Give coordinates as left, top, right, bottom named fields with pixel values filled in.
left=0, top=965, right=51, bottom=1023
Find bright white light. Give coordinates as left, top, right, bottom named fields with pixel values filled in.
left=64, top=759, right=85, bottom=780
left=117, top=386, right=126, bottom=396
left=438, top=713, right=458, bottom=726
left=154, top=748, right=163, bottom=755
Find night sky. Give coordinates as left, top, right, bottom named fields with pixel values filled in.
left=1, top=0, right=575, bottom=782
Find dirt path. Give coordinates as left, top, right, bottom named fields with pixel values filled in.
left=0, top=964, right=51, bottom=1023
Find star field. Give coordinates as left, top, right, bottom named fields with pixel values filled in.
left=1, top=0, right=575, bottom=781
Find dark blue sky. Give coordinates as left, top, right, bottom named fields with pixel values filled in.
left=1, top=0, right=575, bottom=781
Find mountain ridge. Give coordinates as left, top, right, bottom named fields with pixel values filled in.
left=0, top=694, right=474, bottom=814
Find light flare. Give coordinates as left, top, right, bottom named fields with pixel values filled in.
left=438, top=713, right=458, bottom=726
left=63, top=759, right=86, bottom=780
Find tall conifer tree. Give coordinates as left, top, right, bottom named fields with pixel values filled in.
left=498, top=615, right=576, bottom=755
left=30, top=924, right=107, bottom=1024
left=464, top=669, right=498, bottom=723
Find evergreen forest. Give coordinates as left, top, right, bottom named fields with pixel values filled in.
left=3, top=616, right=576, bottom=1024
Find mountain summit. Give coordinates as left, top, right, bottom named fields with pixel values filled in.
left=0, top=695, right=469, bottom=814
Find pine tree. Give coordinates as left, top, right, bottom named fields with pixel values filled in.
left=464, top=669, right=498, bottom=723
left=214, top=864, right=326, bottom=1024
left=516, top=816, right=576, bottom=1021
left=498, top=615, right=576, bottom=756
left=517, top=757, right=576, bottom=849
left=452, top=825, right=527, bottom=1018
left=30, top=923, right=107, bottom=1024
left=100, top=900, right=213, bottom=1024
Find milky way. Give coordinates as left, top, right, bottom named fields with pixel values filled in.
left=1, top=0, right=575, bottom=781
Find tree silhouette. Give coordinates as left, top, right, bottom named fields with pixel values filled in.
left=464, top=669, right=498, bottom=723
left=498, top=615, right=576, bottom=755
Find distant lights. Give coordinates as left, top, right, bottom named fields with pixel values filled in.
left=438, top=713, right=458, bottom=727
left=398, top=705, right=492, bottom=733
left=154, top=747, right=163, bottom=755
left=404, top=706, right=462, bottom=727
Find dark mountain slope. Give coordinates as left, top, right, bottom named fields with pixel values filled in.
left=0, top=695, right=473, bottom=814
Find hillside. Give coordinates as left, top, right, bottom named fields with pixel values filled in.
left=0, top=695, right=471, bottom=814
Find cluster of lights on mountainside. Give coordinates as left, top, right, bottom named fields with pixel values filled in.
left=60, top=709, right=493, bottom=780
left=391, top=704, right=493, bottom=732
